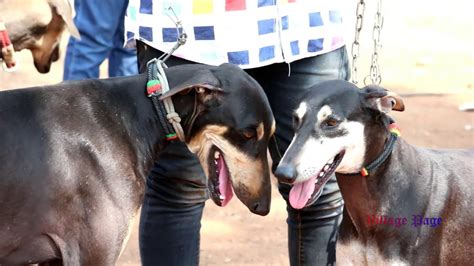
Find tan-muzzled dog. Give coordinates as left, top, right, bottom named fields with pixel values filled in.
left=0, top=0, right=79, bottom=73
left=0, top=63, right=274, bottom=265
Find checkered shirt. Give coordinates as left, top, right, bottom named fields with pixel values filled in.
left=125, top=0, right=347, bottom=69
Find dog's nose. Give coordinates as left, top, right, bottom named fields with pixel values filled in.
left=275, top=164, right=297, bottom=184
left=251, top=201, right=270, bottom=216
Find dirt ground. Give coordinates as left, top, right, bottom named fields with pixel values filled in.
left=1, top=1, right=472, bottom=265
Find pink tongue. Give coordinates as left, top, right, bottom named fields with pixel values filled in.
left=218, top=155, right=233, bottom=207
left=289, top=176, right=316, bottom=209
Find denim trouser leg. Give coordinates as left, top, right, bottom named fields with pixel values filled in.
left=275, top=49, right=348, bottom=266
left=139, top=184, right=204, bottom=266
left=246, top=47, right=349, bottom=265
left=108, top=9, right=138, bottom=77
left=63, top=0, right=137, bottom=80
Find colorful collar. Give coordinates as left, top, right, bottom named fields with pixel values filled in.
left=358, top=123, right=401, bottom=177
left=0, top=21, right=17, bottom=71
left=146, top=58, right=185, bottom=142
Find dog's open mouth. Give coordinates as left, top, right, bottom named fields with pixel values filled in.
left=289, top=151, right=345, bottom=209
left=208, top=147, right=234, bottom=207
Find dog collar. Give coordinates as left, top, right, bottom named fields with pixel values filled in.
left=146, top=58, right=185, bottom=142
left=0, top=21, right=17, bottom=71
left=357, top=123, right=401, bottom=177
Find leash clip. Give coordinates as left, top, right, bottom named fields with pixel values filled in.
left=157, top=6, right=187, bottom=65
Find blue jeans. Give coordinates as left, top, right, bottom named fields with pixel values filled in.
left=137, top=41, right=349, bottom=266
left=63, top=0, right=137, bottom=80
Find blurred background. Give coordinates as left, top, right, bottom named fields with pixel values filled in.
left=1, top=0, right=472, bottom=265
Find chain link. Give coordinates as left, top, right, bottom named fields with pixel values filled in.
left=365, top=0, right=384, bottom=85
left=351, top=0, right=365, bottom=85
left=351, top=0, right=384, bottom=85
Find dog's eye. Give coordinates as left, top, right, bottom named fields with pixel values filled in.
left=30, top=25, right=47, bottom=37
left=323, top=118, right=340, bottom=128
left=242, top=128, right=256, bottom=139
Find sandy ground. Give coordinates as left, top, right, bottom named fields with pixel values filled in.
left=1, top=0, right=473, bottom=265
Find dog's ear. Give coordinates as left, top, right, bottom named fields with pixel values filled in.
left=160, top=69, right=223, bottom=105
left=48, top=0, right=80, bottom=39
left=361, top=85, right=405, bottom=113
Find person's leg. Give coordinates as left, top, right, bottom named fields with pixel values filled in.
left=63, top=0, right=129, bottom=80
left=136, top=41, right=205, bottom=266
left=108, top=1, right=137, bottom=77
left=246, top=46, right=349, bottom=265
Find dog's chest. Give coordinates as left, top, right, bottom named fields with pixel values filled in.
left=336, top=239, right=409, bottom=266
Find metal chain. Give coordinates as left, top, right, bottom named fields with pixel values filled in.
left=351, top=0, right=384, bottom=86
left=351, top=0, right=365, bottom=85
left=365, top=0, right=384, bottom=85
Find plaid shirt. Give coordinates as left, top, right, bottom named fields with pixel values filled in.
left=125, top=0, right=346, bottom=69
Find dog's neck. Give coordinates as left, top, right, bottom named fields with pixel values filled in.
left=336, top=122, right=433, bottom=243
left=101, top=73, right=198, bottom=180
left=167, top=89, right=203, bottom=142
left=335, top=123, right=391, bottom=241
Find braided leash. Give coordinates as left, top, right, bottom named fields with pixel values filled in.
left=144, top=6, right=187, bottom=142
left=147, top=59, right=185, bottom=142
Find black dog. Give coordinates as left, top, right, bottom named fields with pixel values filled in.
left=275, top=80, right=473, bottom=265
left=0, top=63, right=275, bottom=265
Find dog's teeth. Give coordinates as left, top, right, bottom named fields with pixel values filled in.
left=323, top=165, right=329, bottom=171
left=214, top=151, right=220, bottom=159
left=328, top=157, right=334, bottom=164
left=319, top=172, right=324, bottom=177
left=315, top=179, right=319, bottom=184
left=219, top=195, right=225, bottom=200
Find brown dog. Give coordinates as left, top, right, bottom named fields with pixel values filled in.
left=0, top=0, right=79, bottom=73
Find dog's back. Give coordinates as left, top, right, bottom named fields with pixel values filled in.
left=417, top=146, right=474, bottom=264
left=0, top=77, right=148, bottom=264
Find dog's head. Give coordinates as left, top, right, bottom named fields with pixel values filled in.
left=161, top=63, right=275, bottom=215
left=1, top=0, right=79, bottom=73
left=275, top=80, right=404, bottom=209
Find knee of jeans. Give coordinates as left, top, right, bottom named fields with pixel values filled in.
left=286, top=206, right=344, bottom=230
left=145, top=175, right=209, bottom=206
left=279, top=183, right=343, bottom=223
